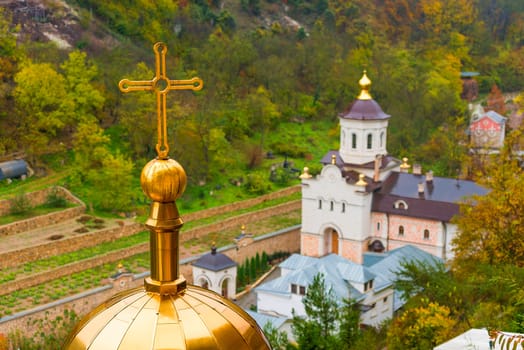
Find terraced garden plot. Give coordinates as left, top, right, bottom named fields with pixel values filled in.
left=0, top=209, right=300, bottom=316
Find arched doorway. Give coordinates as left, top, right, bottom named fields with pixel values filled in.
left=198, top=277, right=209, bottom=290
left=323, top=228, right=339, bottom=255
left=221, top=278, right=229, bottom=298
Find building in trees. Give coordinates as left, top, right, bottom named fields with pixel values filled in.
left=460, top=71, right=479, bottom=101
left=300, top=71, right=487, bottom=263
left=468, top=104, right=507, bottom=150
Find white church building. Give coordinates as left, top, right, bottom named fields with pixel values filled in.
left=300, top=71, right=487, bottom=264
left=251, top=72, right=487, bottom=330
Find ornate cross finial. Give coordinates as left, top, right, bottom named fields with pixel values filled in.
left=118, top=42, right=203, bottom=159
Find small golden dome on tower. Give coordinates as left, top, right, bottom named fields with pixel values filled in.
left=356, top=173, right=368, bottom=186
left=357, top=70, right=372, bottom=100
left=400, top=157, right=411, bottom=173
left=299, top=167, right=313, bottom=179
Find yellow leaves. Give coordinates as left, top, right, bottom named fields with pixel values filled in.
left=387, top=300, right=455, bottom=349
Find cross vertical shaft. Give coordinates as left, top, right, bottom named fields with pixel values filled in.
left=118, top=42, right=203, bottom=159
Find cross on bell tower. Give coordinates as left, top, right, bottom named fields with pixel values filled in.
left=118, top=42, right=203, bottom=159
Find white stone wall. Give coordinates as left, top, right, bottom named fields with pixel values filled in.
left=339, top=118, right=389, bottom=165
left=192, top=266, right=237, bottom=299
left=257, top=291, right=304, bottom=318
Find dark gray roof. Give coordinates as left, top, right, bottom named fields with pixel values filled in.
left=339, top=99, right=390, bottom=120
left=372, top=172, right=488, bottom=221
left=193, top=248, right=236, bottom=271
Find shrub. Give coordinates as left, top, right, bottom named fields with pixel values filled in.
left=270, top=141, right=308, bottom=158
left=45, top=187, right=67, bottom=208
left=10, top=192, right=32, bottom=215
left=269, top=167, right=294, bottom=186
left=245, top=173, right=271, bottom=195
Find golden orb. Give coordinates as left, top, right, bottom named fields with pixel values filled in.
left=141, top=158, right=187, bottom=202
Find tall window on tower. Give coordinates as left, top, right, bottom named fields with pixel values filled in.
left=351, top=133, right=357, bottom=149
left=367, top=133, right=373, bottom=149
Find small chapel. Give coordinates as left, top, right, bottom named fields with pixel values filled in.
left=299, top=72, right=488, bottom=264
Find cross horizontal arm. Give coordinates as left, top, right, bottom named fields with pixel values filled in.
left=118, top=79, right=155, bottom=93
left=168, top=77, right=203, bottom=91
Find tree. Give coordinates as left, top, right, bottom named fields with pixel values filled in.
left=263, top=322, right=292, bottom=350
left=245, top=86, right=280, bottom=149
left=415, top=117, right=469, bottom=177
left=486, top=84, right=506, bottom=115
left=387, top=300, right=455, bottom=349
left=0, top=7, right=21, bottom=154
left=452, top=130, right=524, bottom=269
left=394, top=258, right=471, bottom=325
left=14, top=62, right=68, bottom=163
left=292, top=273, right=360, bottom=350
left=60, top=50, right=105, bottom=124
left=70, top=121, right=134, bottom=212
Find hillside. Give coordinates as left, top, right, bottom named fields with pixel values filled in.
left=0, top=0, right=523, bottom=214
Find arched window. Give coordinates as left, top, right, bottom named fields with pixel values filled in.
left=330, top=201, right=334, bottom=211
left=318, top=200, right=322, bottom=209
left=351, top=133, right=357, bottom=149
left=394, top=200, right=408, bottom=210
left=342, top=203, right=346, bottom=213
left=424, top=229, right=430, bottom=240
left=367, top=133, right=373, bottom=149
left=398, top=225, right=404, bottom=236
left=380, top=132, right=384, bottom=148
left=377, top=222, right=380, bottom=231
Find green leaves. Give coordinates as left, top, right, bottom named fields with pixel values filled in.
left=292, top=273, right=361, bottom=350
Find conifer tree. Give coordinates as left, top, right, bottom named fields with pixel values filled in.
left=292, top=273, right=360, bottom=350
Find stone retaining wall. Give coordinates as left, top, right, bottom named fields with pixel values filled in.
left=0, top=222, right=144, bottom=270
left=182, top=185, right=300, bottom=222
left=0, top=187, right=86, bottom=236
left=0, top=242, right=149, bottom=296
left=181, top=200, right=301, bottom=240
left=0, top=186, right=84, bottom=217
left=0, top=226, right=301, bottom=338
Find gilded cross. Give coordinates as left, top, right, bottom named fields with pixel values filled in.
left=119, top=42, right=203, bottom=159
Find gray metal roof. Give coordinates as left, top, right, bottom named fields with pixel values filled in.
left=485, top=110, right=507, bottom=124
left=372, top=171, right=488, bottom=221
left=245, top=310, right=288, bottom=330
left=192, top=247, right=236, bottom=271
left=367, top=245, right=443, bottom=311
left=379, top=172, right=487, bottom=202
left=256, top=254, right=373, bottom=302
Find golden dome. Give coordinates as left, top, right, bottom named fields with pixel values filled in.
left=65, top=286, right=270, bottom=349
left=357, top=70, right=372, bottom=100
